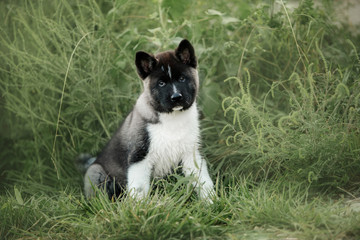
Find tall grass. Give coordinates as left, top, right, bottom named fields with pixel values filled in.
left=1, top=0, right=360, bottom=239
left=202, top=0, right=360, bottom=189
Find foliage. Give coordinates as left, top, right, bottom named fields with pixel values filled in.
left=202, top=0, right=360, bottom=189
left=0, top=0, right=360, bottom=239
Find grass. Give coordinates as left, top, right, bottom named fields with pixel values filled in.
left=2, top=178, right=360, bottom=239
left=1, top=0, right=360, bottom=239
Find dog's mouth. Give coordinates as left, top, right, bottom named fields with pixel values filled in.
left=171, top=98, right=192, bottom=112
left=172, top=106, right=184, bottom=111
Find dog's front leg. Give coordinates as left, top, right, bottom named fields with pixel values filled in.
left=182, top=150, right=215, bottom=203
left=127, top=160, right=152, bottom=200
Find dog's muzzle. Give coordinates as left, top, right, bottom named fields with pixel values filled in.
left=171, top=92, right=184, bottom=111
left=171, top=92, right=183, bottom=102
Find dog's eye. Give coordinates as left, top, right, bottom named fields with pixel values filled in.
left=158, top=81, right=166, bottom=87
left=179, top=76, right=186, bottom=82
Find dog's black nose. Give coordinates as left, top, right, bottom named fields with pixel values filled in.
left=171, top=92, right=183, bottom=102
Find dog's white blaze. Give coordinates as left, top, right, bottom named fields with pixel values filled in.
left=172, top=84, right=178, bottom=93
left=167, top=65, right=172, bottom=79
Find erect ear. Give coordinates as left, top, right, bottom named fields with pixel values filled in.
left=135, top=51, right=158, bottom=80
left=175, top=39, right=197, bottom=68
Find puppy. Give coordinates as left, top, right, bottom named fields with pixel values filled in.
left=79, top=39, right=214, bottom=202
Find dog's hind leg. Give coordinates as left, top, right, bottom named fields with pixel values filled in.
left=84, top=164, right=108, bottom=199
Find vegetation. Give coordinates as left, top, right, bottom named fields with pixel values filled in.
left=1, top=0, right=359, bottom=239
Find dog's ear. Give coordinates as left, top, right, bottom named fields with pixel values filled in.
left=175, top=39, right=197, bottom=68
left=135, top=51, right=158, bottom=80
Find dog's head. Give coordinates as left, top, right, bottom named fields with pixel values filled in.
left=135, top=39, right=199, bottom=113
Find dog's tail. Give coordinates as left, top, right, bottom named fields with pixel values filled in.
left=75, top=153, right=96, bottom=175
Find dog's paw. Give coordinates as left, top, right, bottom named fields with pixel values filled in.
left=199, top=187, right=216, bottom=204
left=128, top=187, right=149, bottom=202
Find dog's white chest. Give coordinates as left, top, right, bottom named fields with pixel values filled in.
left=146, top=105, right=200, bottom=177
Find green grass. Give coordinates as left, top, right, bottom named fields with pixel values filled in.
left=1, top=0, right=360, bottom=239
left=2, top=179, right=360, bottom=239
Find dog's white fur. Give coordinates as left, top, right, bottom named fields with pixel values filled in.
left=127, top=104, right=214, bottom=201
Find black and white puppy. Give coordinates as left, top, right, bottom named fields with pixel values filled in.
left=80, top=39, right=214, bottom=202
